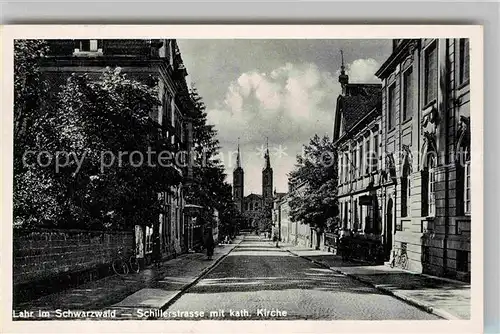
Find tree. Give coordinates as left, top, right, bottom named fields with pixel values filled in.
left=14, top=56, right=183, bottom=230
left=13, top=40, right=65, bottom=228
left=184, top=85, right=240, bottom=236
left=255, top=201, right=273, bottom=233
left=288, top=135, right=339, bottom=249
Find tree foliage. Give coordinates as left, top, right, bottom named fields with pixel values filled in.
left=14, top=40, right=183, bottom=230
left=13, top=39, right=63, bottom=227
left=288, top=135, right=339, bottom=232
left=184, top=85, right=241, bottom=236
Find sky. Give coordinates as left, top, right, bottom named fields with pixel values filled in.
left=177, top=39, right=392, bottom=196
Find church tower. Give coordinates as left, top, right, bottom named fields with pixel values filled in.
left=233, top=139, right=244, bottom=213
left=339, top=50, right=349, bottom=95
left=262, top=138, right=273, bottom=207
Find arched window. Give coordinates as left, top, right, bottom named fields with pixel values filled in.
left=401, top=145, right=413, bottom=218
left=456, top=116, right=471, bottom=215
left=421, top=132, right=437, bottom=217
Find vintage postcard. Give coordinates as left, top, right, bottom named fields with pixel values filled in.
left=1, top=25, right=483, bottom=333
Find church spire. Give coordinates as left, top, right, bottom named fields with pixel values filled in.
left=236, top=137, right=241, bottom=169
left=339, top=50, right=349, bottom=95
left=264, top=137, right=271, bottom=169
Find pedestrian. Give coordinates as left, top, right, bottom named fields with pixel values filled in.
left=205, top=229, right=215, bottom=260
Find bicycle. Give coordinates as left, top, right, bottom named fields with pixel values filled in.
left=389, top=248, right=409, bottom=270
left=112, top=247, right=140, bottom=276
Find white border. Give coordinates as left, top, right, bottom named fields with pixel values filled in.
left=0, top=25, right=483, bottom=334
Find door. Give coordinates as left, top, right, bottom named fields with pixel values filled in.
left=385, top=198, right=393, bottom=259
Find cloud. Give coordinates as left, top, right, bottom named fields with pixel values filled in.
left=337, top=58, right=380, bottom=83
left=207, top=59, right=381, bottom=194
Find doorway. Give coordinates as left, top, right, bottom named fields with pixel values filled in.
left=385, top=198, right=394, bottom=259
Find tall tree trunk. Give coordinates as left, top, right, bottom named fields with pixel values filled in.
left=316, top=229, right=321, bottom=250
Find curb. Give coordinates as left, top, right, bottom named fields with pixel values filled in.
left=285, top=249, right=460, bottom=320
left=147, top=238, right=244, bottom=318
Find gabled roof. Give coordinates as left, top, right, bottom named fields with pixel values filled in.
left=341, top=93, right=381, bottom=133
left=333, top=83, right=382, bottom=143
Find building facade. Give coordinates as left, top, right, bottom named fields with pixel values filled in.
left=40, top=39, right=194, bottom=262
left=332, top=57, right=387, bottom=253
left=273, top=182, right=311, bottom=247
left=375, top=39, right=471, bottom=282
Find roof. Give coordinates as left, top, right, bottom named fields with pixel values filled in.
left=332, top=83, right=382, bottom=144
left=340, top=85, right=381, bottom=134
left=375, top=39, right=415, bottom=79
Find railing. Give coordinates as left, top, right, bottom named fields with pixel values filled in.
left=338, top=236, right=385, bottom=264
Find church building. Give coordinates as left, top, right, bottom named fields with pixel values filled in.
left=233, top=141, right=274, bottom=230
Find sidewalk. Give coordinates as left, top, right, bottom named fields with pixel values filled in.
left=277, top=240, right=471, bottom=320
left=14, top=236, right=243, bottom=320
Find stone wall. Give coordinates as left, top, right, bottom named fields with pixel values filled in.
left=13, top=229, right=134, bottom=303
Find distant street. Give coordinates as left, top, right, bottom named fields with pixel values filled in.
left=163, top=235, right=440, bottom=320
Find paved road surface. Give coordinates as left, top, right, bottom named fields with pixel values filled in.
left=162, top=235, right=441, bottom=320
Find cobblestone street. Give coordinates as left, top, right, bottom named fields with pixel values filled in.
left=162, top=235, right=440, bottom=320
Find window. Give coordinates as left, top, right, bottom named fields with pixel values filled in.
left=365, top=137, right=370, bottom=174
left=344, top=152, right=349, bottom=183
left=424, top=42, right=438, bottom=105
left=359, top=203, right=363, bottom=231
left=352, top=147, right=357, bottom=179
left=428, top=168, right=436, bottom=217
left=339, top=153, right=343, bottom=184
left=359, top=141, right=364, bottom=178
left=145, top=225, right=153, bottom=254
left=343, top=202, right=348, bottom=228
left=90, top=40, right=98, bottom=51
left=388, top=84, right=396, bottom=130
left=465, top=161, right=471, bottom=215
left=401, top=177, right=408, bottom=217
left=459, top=39, right=470, bottom=84
left=403, top=67, right=413, bottom=120
left=354, top=199, right=358, bottom=230
left=74, top=39, right=100, bottom=52
left=175, top=208, right=179, bottom=238
left=372, top=133, right=379, bottom=172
